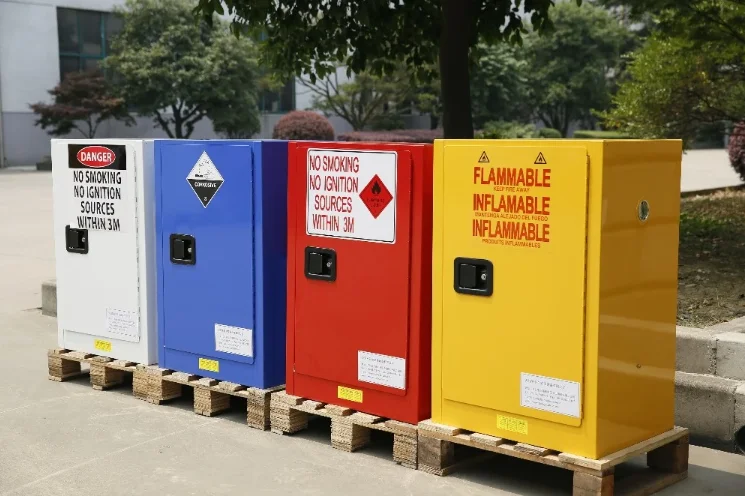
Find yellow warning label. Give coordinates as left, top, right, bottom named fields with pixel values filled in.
left=198, top=358, right=220, bottom=373
left=94, top=339, right=112, bottom=352
left=338, top=386, right=363, bottom=403
left=497, top=415, right=528, bottom=435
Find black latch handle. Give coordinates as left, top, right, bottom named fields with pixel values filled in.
left=170, top=234, right=196, bottom=265
left=65, top=226, right=88, bottom=254
left=454, top=257, right=493, bottom=296
left=305, top=247, right=336, bottom=281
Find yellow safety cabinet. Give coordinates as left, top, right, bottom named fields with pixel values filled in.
left=432, top=139, right=682, bottom=459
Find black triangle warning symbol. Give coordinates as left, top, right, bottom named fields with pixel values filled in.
left=478, top=151, right=490, bottom=163
left=534, top=152, right=547, bottom=165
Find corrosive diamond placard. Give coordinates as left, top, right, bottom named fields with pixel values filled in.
left=187, top=151, right=224, bottom=207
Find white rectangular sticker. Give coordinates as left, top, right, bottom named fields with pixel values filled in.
left=306, top=149, right=397, bottom=243
left=358, top=351, right=406, bottom=389
left=520, top=372, right=581, bottom=418
left=215, top=324, right=253, bottom=358
left=105, top=308, right=140, bottom=342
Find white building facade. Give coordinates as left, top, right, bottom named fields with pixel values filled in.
left=0, top=0, right=361, bottom=166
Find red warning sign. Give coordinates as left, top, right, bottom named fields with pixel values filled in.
left=359, top=174, right=393, bottom=219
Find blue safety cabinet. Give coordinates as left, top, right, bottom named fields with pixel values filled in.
left=155, top=140, right=287, bottom=388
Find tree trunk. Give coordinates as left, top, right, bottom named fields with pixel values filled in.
left=439, top=0, right=475, bottom=139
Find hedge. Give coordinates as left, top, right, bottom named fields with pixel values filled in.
left=572, top=130, right=632, bottom=139
left=337, top=129, right=442, bottom=143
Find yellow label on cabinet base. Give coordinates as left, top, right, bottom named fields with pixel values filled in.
left=497, top=415, right=528, bottom=435
left=338, top=386, right=363, bottom=403
left=199, top=358, right=220, bottom=373
left=94, top=339, right=112, bottom=352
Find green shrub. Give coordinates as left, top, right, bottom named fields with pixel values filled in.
left=272, top=111, right=335, bottom=140
left=476, top=121, right=538, bottom=139
left=572, top=130, right=632, bottom=139
left=538, top=127, right=562, bottom=138
left=369, top=113, right=405, bottom=131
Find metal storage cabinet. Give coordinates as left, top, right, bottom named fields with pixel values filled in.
left=156, top=140, right=288, bottom=388
left=52, top=139, right=158, bottom=364
left=432, top=139, right=682, bottom=459
left=286, top=141, right=433, bottom=424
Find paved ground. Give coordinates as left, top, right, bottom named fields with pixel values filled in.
left=681, top=149, right=743, bottom=193
left=1, top=167, right=745, bottom=495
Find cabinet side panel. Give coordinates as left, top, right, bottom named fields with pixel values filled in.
left=596, top=140, right=682, bottom=456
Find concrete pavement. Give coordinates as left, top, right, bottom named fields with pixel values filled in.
left=1, top=167, right=745, bottom=495
left=681, top=149, right=743, bottom=193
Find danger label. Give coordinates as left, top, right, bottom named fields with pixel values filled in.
left=471, top=151, right=552, bottom=249
left=68, top=144, right=128, bottom=232
left=306, top=149, right=396, bottom=243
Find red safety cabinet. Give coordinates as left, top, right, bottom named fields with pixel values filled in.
left=286, top=141, right=433, bottom=424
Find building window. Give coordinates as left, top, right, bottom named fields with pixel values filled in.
left=57, top=8, right=123, bottom=79
left=259, top=80, right=296, bottom=113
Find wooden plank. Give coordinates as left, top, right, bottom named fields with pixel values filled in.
left=559, top=427, right=689, bottom=472
left=514, top=443, right=556, bottom=457
left=418, top=419, right=464, bottom=437
left=470, top=432, right=505, bottom=449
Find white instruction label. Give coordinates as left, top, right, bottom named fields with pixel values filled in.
left=105, top=308, right=140, bottom=342
left=520, top=372, right=581, bottom=418
left=215, top=324, right=253, bottom=357
left=306, top=149, right=397, bottom=243
left=358, top=351, right=406, bottom=389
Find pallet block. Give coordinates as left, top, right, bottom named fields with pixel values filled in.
left=48, top=349, right=141, bottom=393
left=141, top=366, right=283, bottom=430
left=417, top=420, right=689, bottom=496
left=270, top=391, right=418, bottom=469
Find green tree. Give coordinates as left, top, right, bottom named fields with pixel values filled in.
left=194, top=0, right=581, bottom=139
left=523, top=2, right=632, bottom=137
left=104, top=0, right=261, bottom=139
left=470, top=43, right=531, bottom=129
left=299, top=65, right=416, bottom=131
left=600, top=0, right=745, bottom=142
left=30, top=70, right=133, bottom=138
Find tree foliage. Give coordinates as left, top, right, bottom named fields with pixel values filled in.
left=601, top=0, right=745, bottom=142
left=523, top=2, right=632, bottom=136
left=300, top=65, right=416, bottom=131
left=194, top=0, right=580, bottom=138
left=104, top=0, right=261, bottom=139
left=30, top=70, right=133, bottom=138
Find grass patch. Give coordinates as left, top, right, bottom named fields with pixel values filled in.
left=678, top=189, right=745, bottom=327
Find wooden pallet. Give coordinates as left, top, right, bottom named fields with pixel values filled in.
left=47, top=348, right=282, bottom=430
left=48, top=348, right=139, bottom=391
left=417, top=420, right=689, bottom=496
left=270, top=391, right=418, bottom=469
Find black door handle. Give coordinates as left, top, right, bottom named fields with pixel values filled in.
left=305, top=247, right=336, bottom=281
left=65, top=225, right=88, bottom=254
left=170, top=234, right=196, bottom=265
left=454, top=257, right=493, bottom=296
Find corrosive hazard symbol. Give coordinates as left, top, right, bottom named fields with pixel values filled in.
left=306, top=149, right=397, bottom=243
left=187, top=152, right=224, bottom=207
left=534, top=152, right=547, bottom=165
left=479, top=151, right=490, bottom=163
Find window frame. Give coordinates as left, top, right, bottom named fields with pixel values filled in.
left=57, top=7, right=121, bottom=79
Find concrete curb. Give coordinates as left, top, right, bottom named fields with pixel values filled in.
left=676, top=318, right=745, bottom=380
left=41, top=279, right=56, bottom=317
left=675, top=371, right=743, bottom=453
